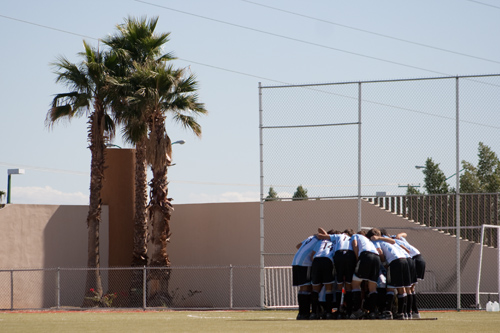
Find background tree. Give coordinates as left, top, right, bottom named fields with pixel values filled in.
left=459, top=161, right=481, bottom=193
left=422, top=158, right=449, bottom=194
left=0, top=190, right=5, bottom=204
left=460, top=142, right=500, bottom=193
left=292, top=185, right=308, bottom=200
left=476, top=142, right=500, bottom=193
left=265, top=186, right=279, bottom=201
left=47, top=41, right=117, bottom=306
left=405, top=185, right=423, bottom=195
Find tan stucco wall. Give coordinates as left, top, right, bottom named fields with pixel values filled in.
left=169, top=202, right=260, bottom=266
left=0, top=204, right=109, bottom=308
left=0, top=204, right=109, bottom=268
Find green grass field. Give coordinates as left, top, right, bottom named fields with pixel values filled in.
left=1, top=310, right=500, bottom=333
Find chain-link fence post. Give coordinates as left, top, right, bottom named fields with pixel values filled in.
left=143, top=266, right=147, bottom=310
left=10, top=269, right=13, bottom=310
left=56, top=267, right=60, bottom=309
left=229, top=264, right=233, bottom=309
left=455, top=76, right=461, bottom=311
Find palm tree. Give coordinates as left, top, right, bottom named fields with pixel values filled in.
left=104, top=17, right=174, bottom=267
left=47, top=41, right=117, bottom=306
left=103, top=16, right=174, bottom=306
left=130, top=61, right=206, bottom=304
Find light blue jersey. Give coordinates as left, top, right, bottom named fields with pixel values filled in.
left=312, top=239, right=334, bottom=261
left=351, top=234, right=378, bottom=256
left=331, top=233, right=352, bottom=252
left=374, top=240, right=408, bottom=264
left=395, top=237, right=420, bottom=257
left=292, top=235, right=319, bottom=266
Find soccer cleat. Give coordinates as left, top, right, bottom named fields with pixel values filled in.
left=324, top=313, right=334, bottom=320
left=349, top=309, right=364, bottom=319
left=406, top=313, right=412, bottom=320
left=380, top=310, right=393, bottom=320
left=332, top=310, right=347, bottom=319
left=393, top=313, right=405, bottom=320
left=296, top=313, right=309, bottom=320
left=309, top=313, right=320, bottom=320
left=412, top=312, right=421, bottom=319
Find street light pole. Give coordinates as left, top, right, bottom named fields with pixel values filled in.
left=169, top=140, right=186, bottom=166
left=7, top=169, right=25, bottom=204
left=414, top=165, right=465, bottom=181
left=445, top=168, right=465, bottom=181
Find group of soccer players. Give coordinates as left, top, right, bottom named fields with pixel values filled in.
left=292, top=227, right=426, bottom=320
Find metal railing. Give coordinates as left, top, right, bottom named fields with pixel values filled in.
left=367, top=193, right=499, bottom=247
left=0, top=265, right=260, bottom=311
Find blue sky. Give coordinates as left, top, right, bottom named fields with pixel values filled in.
left=1, top=0, right=499, bottom=205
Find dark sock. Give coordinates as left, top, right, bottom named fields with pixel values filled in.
left=366, top=292, right=378, bottom=312
left=397, top=294, right=407, bottom=314
left=377, top=288, right=387, bottom=313
left=335, top=291, right=342, bottom=311
left=298, top=292, right=311, bottom=316
left=345, top=291, right=353, bottom=315
left=385, top=292, right=395, bottom=312
left=352, top=289, right=362, bottom=312
left=406, top=294, right=413, bottom=315
left=325, top=292, right=334, bottom=314
left=319, top=302, right=326, bottom=315
left=412, top=293, right=419, bottom=313
left=311, top=291, right=319, bottom=315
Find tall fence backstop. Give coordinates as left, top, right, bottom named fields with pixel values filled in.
left=259, top=74, right=500, bottom=310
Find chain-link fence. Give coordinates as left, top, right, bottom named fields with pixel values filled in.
left=259, top=74, right=500, bottom=310
left=0, top=266, right=260, bottom=310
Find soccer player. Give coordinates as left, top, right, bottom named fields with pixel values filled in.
left=394, top=232, right=426, bottom=319
left=349, top=229, right=385, bottom=319
left=309, top=236, right=335, bottom=319
left=317, top=228, right=356, bottom=318
left=373, top=230, right=411, bottom=320
left=292, top=234, right=320, bottom=320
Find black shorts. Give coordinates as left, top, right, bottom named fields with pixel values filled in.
left=407, top=257, right=417, bottom=284
left=334, top=250, right=356, bottom=284
left=310, top=257, right=335, bottom=285
left=413, top=254, right=426, bottom=280
left=353, top=251, right=381, bottom=283
left=387, top=258, right=411, bottom=288
left=292, top=265, right=311, bottom=286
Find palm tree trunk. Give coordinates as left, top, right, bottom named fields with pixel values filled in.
left=149, top=164, right=172, bottom=267
left=148, top=117, right=173, bottom=306
left=147, top=150, right=173, bottom=306
left=82, top=104, right=106, bottom=307
left=129, top=139, right=149, bottom=307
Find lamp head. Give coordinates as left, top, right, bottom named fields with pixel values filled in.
left=8, top=169, right=25, bottom=175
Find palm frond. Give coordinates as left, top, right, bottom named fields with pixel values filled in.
left=104, top=113, right=116, bottom=140
left=172, top=114, right=202, bottom=137
left=46, top=91, right=91, bottom=128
